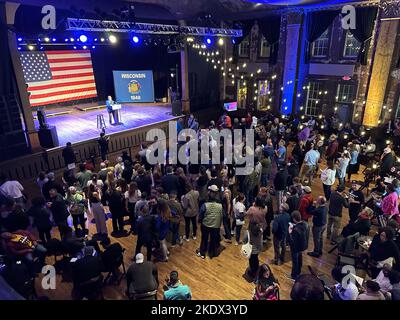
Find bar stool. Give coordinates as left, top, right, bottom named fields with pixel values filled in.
left=96, top=114, right=106, bottom=130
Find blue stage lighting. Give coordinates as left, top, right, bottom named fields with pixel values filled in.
left=52, top=38, right=56, bottom=42
left=17, top=47, right=21, bottom=51
left=73, top=46, right=77, bottom=49
left=65, top=38, right=69, bottom=42
left=232, top=38, right=236, bottom=44
left=206, top=37, right=212, bottom=45
left=79, top=35, right=88, bottom=43
left=92, top=45, right=96, bottom=49
left=17, top=37, right=22, bottom=42
left=132, top=36, right=139, bottom=43
left=94, top=38, right=98, bottom=42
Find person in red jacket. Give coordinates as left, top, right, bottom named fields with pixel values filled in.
left=298, top=186, right=313, bottom=222
left=325, top=134, right=339, bottom=161
left=1, top=230, right=46, bottom=263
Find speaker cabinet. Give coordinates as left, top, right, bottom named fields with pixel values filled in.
left=38, top=126, right=59, bottom=148
left=172, top=100, right=182, bottom=116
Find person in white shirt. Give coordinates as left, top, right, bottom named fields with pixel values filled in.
left=232, top=193, right=246, bottom=245
left=374, top=264, right=393, bottom=294
left=114, top=157, right=124, bottom=179
left=0, top=176, right=25, bottom=206
left=320, top=160, right=337, bottom=200
left=331, top=267, right=360, bottom=300
left=300, top=146, right=320, bottom=185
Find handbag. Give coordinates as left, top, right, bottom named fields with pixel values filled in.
left=241, top=231, right=253, bottom=259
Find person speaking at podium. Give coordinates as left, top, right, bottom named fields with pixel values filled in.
left=106, top=95, right=122, bottom=125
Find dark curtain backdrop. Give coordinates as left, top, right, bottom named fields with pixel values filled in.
left=187, top=47, right=220, bottom=112
left=304, top=10, right=339, bottom=63
left=90, top=40, right=179, bottom=102
left=258, top=15, right=281, bottom=65
left=349, top=6, right=378, bottom=66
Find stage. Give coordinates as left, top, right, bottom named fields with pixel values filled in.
left=33, top=103, right=176, bottom=146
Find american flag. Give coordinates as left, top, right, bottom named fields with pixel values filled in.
left=19, top=50, right=98, bottom=107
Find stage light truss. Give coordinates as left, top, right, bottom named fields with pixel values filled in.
left=66, top=18, right=242, bottom=37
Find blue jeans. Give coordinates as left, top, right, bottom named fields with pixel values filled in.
left=261, top=173, right=269, bottom=187
left=171, top=221, right=180, bottom=245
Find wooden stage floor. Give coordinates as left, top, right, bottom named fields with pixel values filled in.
left=33, top=168, right=369, bottom=301
left=33, top=104, right=174, bottom=146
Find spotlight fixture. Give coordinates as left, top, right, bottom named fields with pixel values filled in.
left=28, top=45, right=34, bottom=50
left=218, top=38, right=224, bottom=46
left=206, top=37, right=212, bottom=45
left=100, top=38, right=105, bottom=42
left=109, top=35, right=117, bottom=44
left=17, top=37, right=22, bottom=42
left=79, top=35, right=88, bottom=43
left=44, top=37, right=50, bottom=42
left=132, top=36, right=139, bottom=43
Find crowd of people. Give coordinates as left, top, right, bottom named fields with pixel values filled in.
left=1, top=109, right=400, bottom=300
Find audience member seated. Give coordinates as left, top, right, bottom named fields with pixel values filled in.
left=387, top=270, right=400, bottom=300
left=366, top=227, right=400, bottom=278
left=290, top=274, right=325, bottom=300
left=1, top=230, right=47, bottom=275
left=71, top=246, right=104, bottom=300
left=163, top=270, right=192, bottom=300
left=374, top=263, right=393, bottom=294
left=126, top=253, right=159, bottom=300
left=253, top=264, right=280, bottom=300
left=341, top=207, right=373, bottom=238
left=330, top=267, right=359, bottom=300
left=357, top=280, right=386, bottom=300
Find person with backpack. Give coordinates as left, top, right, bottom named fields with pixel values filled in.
left=181, top=185, right=200, bottom=241
left=287, top=210, right=309, bottom=280
left=66, top=186, right=87, bottom=236
left=167, top=192, right=183, bottom=247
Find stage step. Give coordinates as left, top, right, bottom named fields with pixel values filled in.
left=76, top=105, right=106, bottom=111
left=33, top=110, right=72, bottom=120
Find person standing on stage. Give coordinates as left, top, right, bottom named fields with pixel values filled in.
left=106, top=95, right=117, bottom=125
left=98, top=132, right=110, bottom=161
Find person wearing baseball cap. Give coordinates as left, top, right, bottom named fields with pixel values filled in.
left=126, top=253, right=159, bottom=300
left=299, top=186, right=313, bottom=222
left=163, top=271, right=192, bottom=300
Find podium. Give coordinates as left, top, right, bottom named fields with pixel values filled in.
left=111, top=104, right=122, bottom=124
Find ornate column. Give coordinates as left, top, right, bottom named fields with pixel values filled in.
left=178, top=20, right=190, bottom=114
left=363, top=3, right=400, bottom=126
